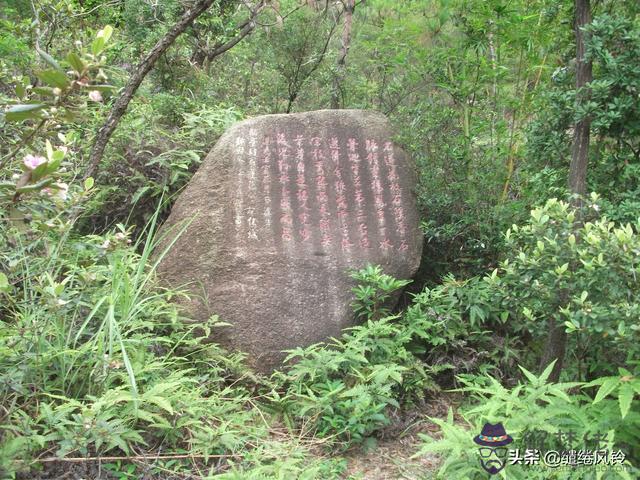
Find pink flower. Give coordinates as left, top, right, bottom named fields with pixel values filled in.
left=23, top=154, right=47, bottom=170
left=88, top=90, right=103, bottom=102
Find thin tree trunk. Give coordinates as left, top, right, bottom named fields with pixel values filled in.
left=568, top=0, right=593, bottom=201
left=539, top=317, right=568, bottom=382
left=85, top=0, right=217, bottom=179
left=487, top=26, right=498, bottom=155
left=540, top=0, right=592, bottom=383
left=331, top=0, right=355, bottom=109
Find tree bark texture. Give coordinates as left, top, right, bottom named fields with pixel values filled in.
left=568, top=0, right=593, bottom=200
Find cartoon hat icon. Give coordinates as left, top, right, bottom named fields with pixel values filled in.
left=473, top=423, right=513, bottom=447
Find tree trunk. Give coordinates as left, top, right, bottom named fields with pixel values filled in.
left=539, top=318, right=567, bottom=382
left=540, top=0, right=592, bottom=383
left=568, top=0, right=593, bottom=201
left=331, top=0, right=355, bottom=109
left=85, top=0, right=218, bottom=179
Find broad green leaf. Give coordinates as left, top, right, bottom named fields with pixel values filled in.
left=52, top=149, right=65, bottom=162
left=98, top=25, right=114, bottom=42
left=45, top=140, right=53, bottom=161
left=593, top=377, right=620, bottom=404
left=15, top=82, right=25, bottom=99
left=30, top=161, right=50, bottom=182
left=618, top=383, right=635, bottom=419
left=91, top=37, right=105, bottom=56
left=3, top=104, right=46, bottom=122
left=36, top=46, right=62, bottom=71
left=45, top=157, right=62, bottom=174
left=66, top=51, right=86, bottom=74
left=84, top=177, right=95, bottom=190
left=37, top=69, right=70, bottom=89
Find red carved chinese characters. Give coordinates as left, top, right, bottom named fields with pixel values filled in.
left=233, top=136, right=246, bottom=241
left=311, top=137, right=332, bottom=247
left=246, top=128, right=259, bottom=240
left=295, top=135, right=311, bottom=243
left=241, top=131, right=409, bottom=254
left=277, top=133, right=293, bottom=242
left=261, top=136, right=272, bottom=229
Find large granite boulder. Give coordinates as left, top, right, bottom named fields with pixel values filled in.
left=157, top=109, right=422, bottom=372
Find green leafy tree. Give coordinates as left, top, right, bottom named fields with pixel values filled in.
left=490, top=197, right=640, bottom=380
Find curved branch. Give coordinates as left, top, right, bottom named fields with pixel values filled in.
left=203, top=1, right=266, bottom=62
left=84, top=0, right=217, bottom=179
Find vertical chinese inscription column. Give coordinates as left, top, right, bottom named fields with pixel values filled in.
left=246, top=128, right=259, bottom=240
left=260, top=136, right=273, bottom=231
left=311, top=137, right=332, bottom=249
left=366, top=139, right=392, bottom=250
left=383, top=141, right=408, bottom=251
left=295, top=135, right=311, bottom=243
left=329, top=137, right=353, bottom=252
left=233, top=136, right=246, bottom=246
left=276, top=133, right=294, bottom=243
left=347, top=138, right=371, bottom=249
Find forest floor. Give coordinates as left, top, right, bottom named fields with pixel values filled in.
left=339, top=395, right=450, bottom=479
left=21, top=396, right=453, bottom=480
left=340, top=420, right=442, bottom=479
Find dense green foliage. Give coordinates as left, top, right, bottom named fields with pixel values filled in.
left=1, top=0, right=639, bottom=478
left=417, top=363, right=639, bottom=479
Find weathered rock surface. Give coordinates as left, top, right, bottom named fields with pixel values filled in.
left=157, top=109, right=422, bottom=372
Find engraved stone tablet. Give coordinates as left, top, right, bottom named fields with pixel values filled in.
left=157, top=110, right=422, bottom=372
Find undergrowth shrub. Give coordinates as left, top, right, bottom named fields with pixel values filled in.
left=490, top=196, right=640, bottom=379
left=416, top=196, right=640, bottom=382
left=270, top=265, right=442, bottom=448
left=413, top=196, right=640, bottom=478
left=401, top=275, right=521, bottom=384
left=0, top=202, right=267, bottom=477
left=416, top=363, right=640, bottom=479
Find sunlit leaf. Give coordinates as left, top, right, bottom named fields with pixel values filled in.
left=66, top=51, right=86, bottom=74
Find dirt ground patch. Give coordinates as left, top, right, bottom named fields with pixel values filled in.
left=339, top=395, right=453, bottom=479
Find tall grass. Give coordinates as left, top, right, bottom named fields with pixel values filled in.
left=0, top=201, right=276, bottom=477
